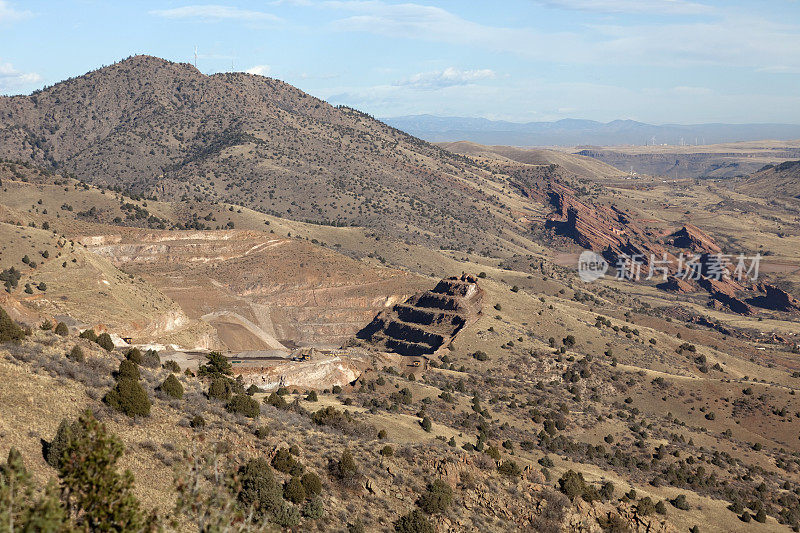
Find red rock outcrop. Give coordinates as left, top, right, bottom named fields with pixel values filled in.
left=656, top=275, right=696, bottom=294
left=666, top=225, right=721, bottom=254
left=698, top=277, right=754, bottom=315
left=749, top=283, right=800, bottom=312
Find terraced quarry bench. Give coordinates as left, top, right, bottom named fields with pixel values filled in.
left=356, top=273, right=484, bottom=357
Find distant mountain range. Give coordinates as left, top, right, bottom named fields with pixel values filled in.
left=382, top=115, right=800, bottom=147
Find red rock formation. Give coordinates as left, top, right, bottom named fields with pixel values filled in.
left=657, top=275, right=696, bottom=294
left=750, top=283, right=800, bottom=312
left=698, top=277, right=753, bottom=315
left=666, top=225, right=721, bottom=254
left=542, top=181, right=675, bottom=268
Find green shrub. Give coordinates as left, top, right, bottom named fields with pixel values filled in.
left=79, top=329, right=97, bottom=342
left=264, top=391, right=287, bottom=408
left=380, top=445, right=394, bottom=457
left=301, top=471, right=322, bottom=496
left=600, top=481, right=615, bottom=501
left=417, top=479, right=453, bottom=514
left=68, top=345, right=85, bottom=363
left=655, top=500, right=667, bottom=515
left=46, top=418, right=81, bottom=468
left=420, top=416, right=432, bottom=432
left=54, top=322, right=69, bottom=336
left=558, top=470, right=596, bottom=502
left=198, top=351, right=231, bottom=377
left=162, top=360, right=180, bottom=372
left=246, top=384, right=260, bottom=395
left=41, top=319, right=54, bottom=331
left=272, top=448, right=302, bottom=475
left=671, top=494, right=690, bottom=510
left=125, top=348, right=143, bottom=364
left=283, top=476, right=306, bottom=504
left=58, top=411, right=154, bottom=530
left=254, top=426, right=270, bottom=439
left=302, top=496, right=324, bottom=519
left=472, top=350, right=488, bottom=361
left=306, top=390, right=318, bottom=402
left=190, top=415, right=205, bottom=429
left=330, top=448, right=358, bottom=483
left=140, top=349, right=160, bottom=368
left=485, top=446, right=501, bottom=461
left=96, top=332, right=114, bottom=352
left=273, top=502, right=300, bottom=528
left=226, top=394, right=260, bottom=418
left=208, top=377, right=232, bottom=401
left=237, top=458, right=283, bottom=520
left=394, top=509, right=434, bottom=533
left=498, top=460, right=522, bottom=477
left=637, top=497, right=656, bottom=516
left=158, top=374, right=184, bottom=399
left=116, top=360, right=140, bottom=381
left=0, top=306, right=25, bottom=342
left=104, top=378, right=151, bottom=417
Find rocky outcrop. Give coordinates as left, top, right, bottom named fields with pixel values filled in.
left=749, top=283, right=800, bottom=312
left=236, top=353, right=367, bottom=391
left=541, top=180, right=674, bottom=269
left=666, top=225, right=721, bottom=254
left=699, top=277, right=753, bottom=315
left=656, top=275, right=696, bottom=294
left=356, top=274, right=483, bottom=357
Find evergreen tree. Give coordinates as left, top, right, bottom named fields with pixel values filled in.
left=58, top=410, right=156, bottom=530
left=0, top=448, right=71, bottom=531
left=0, top=305, right=25, bottom=342
left=96, top=332, right=114, bottom=352
left=158, top=374, right=184, bottom=399
left=198, top=351, right=232, bottom=377
left=104, top=379, right=151, bottom=417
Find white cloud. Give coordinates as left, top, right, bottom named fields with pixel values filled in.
left=538, top=0, right=712, bottom=15
left=150, top=5, right=282, bottom=23
left=245, top=64, right=272, bottom=76
left=0, top=1, right=31, bottom=23
left=0, top=61, right=42, bottom=93
left=395, top=67, right=495, bottom=89
left=325, top=1, right=800, bottom=71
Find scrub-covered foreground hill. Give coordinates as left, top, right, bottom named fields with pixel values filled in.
left=3, top=163, right=800, bottom=532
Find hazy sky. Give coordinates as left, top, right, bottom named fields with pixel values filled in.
left=2, top=0, right=799, bottom=123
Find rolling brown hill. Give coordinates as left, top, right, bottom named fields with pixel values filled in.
left=0, top=55, right=537, bottom=253
left=738, top=160, right=800, bottom=198
left=437, top=140, right=625, bottom=180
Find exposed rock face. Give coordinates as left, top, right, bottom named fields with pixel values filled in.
left=749, top=283, right=800, bottom=312
left=656, top=275, right=696, bottom=294
left=356, top=274, right=484, bottom=357
left=666, top=225, right=721, bottom=254
left=698, top=277, right=754, bottom=315
left=236, top=353, right=366, bottom=392
left=540, top=180, right=673, bottom=268
left=83, top=229, right=426, bottom=350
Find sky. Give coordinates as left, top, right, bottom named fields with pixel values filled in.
left=1, top=0, right=799, bottom=124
